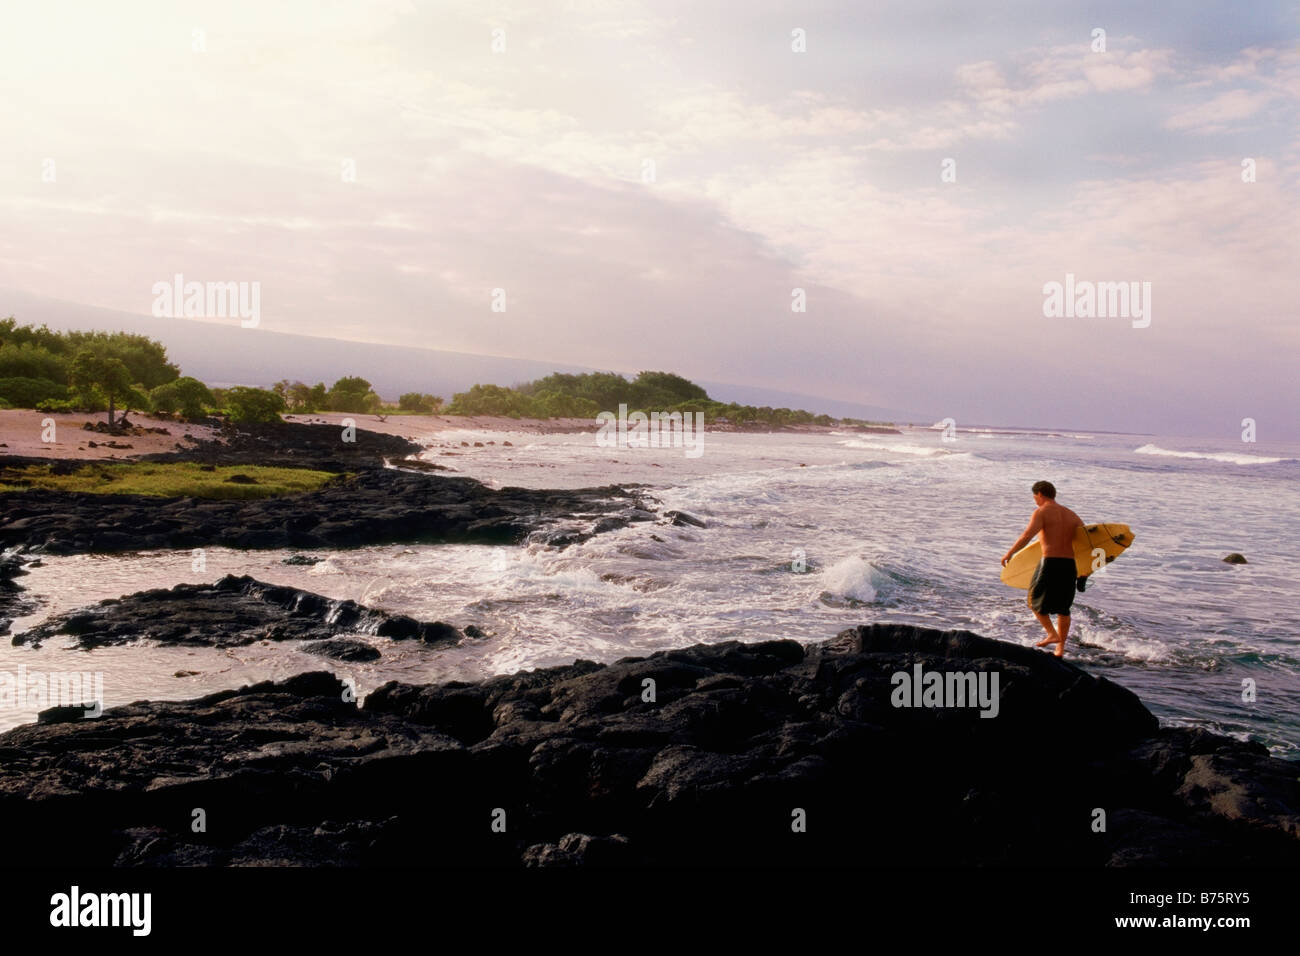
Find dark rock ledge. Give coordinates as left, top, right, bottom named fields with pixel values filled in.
left=0, top=467, right=662, bottom=555
left=12, top=574, right=468, bottom=652
left=1, top=623, right=1295, bottom=867
left=1, top=420, right=677, bottom=555
left=140, top=419, right=425, bottom=471
left=0, top=550, right=40, bottom=637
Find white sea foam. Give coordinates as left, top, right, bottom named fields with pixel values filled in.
left=839, top=439, right=952, bottom=457
left=5, top=430, right=1296, bottom=754
left=820, top=556, right=894, bottom=603
left=1135, top=443, right=1291, bottom=466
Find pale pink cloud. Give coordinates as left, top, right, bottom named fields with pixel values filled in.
left=1165, top=88, right=1274, bottom=132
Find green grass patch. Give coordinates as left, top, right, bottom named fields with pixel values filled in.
left=0, top=461, right=342, bottom=499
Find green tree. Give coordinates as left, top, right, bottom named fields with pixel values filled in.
left=285, top=381, right=312, bottom=410
left=120, top=384, right=153, bottom=420
left=446, top=383, right=532, bottom=416
left=398, top=392, right=444, bottom=413
left=631, top=370, right=708, bottom=407
left=0, top=377, right=68, bottom=407
left=327, top=376, right=373, bottom=413
left=69, top=349, right=134, bottom=426
left=0, top=318, right=71, bottom=358
left=225, top=386, right=286, bottom=424
left=530, top=390, right=601, bottom=418
left=65, top=330, right=179, bottom=389
left=0, top=342, right=69, bottom=383
left=519, top=371, right=632, bottom=411
left=150, top=376, right=215, bottom=419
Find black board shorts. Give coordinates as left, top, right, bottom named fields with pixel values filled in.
left=1028, top=557, right=1078, bottom=615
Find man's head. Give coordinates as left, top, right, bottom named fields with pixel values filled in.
left=1032, top=480, right=1056, bottom=504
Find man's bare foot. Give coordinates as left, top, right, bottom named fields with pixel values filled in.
left=1034, top=636, right=1056, bottom=648
left=1053, top=642, right=1066, bottom=658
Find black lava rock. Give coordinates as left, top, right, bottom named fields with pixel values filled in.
left=1, top=623, right=1295, bottom=868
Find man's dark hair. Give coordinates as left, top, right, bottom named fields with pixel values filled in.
left=1032, top=480, right=1056, bottom=499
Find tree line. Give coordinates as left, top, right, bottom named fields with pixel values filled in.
left=1, top=318, right=890, bottom=429
left=443, top=370, right=882, bottom=428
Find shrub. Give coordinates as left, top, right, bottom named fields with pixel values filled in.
left=0, top=343, right=68, bottom=383
left=225, top=386, right=286, bottom=424
left=0, top=376, right=67, bottom=408
left=34, top=398, right=80, bottom=414
left=151, top=377, right=215, bottom=419
left=398, top=392, right=443, bottom=413
left=326, top=376, right=373, bottom=413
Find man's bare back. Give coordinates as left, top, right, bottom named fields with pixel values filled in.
left=1001, top=498, right=1083, bottom=565
left=1034, top=500, right=1083, bottom=557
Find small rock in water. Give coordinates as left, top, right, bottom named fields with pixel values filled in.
left=282, top=554, right=322, bottom=566
left=174, top=670, right=201, bottom=677
left=664, top=510, right=706, bottom=528
left=1222, top=553, right=1248, bottom=564
left=301, top=639, right=381, bottom=663
left=37, top=704, right=97, bottom=725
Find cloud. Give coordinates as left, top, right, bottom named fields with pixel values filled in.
left=1165, top=88, right=1275, bottom=132
left=1, top=2, right=1298, bottom=434
left=1012, top=44, right=1175, bottom=103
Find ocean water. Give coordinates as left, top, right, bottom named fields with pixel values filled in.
left=5, top=425, right=1299, bottom=757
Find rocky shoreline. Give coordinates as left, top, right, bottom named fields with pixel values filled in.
left=2, top=621, right=1296, bottom=867
left=0, top=466, right=657, bottom=555
left=0, top=551, right=39, bottom=638
left=136, top=418, right=424, bottom=470
left=0, top=421, right=665, bottom=556
left=11, top=574, right=472, bottom=656
left=4, top=419, right=1296, bottom=868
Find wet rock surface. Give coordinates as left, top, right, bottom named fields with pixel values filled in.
left=0, top=551, right=40, bottom=637
left=0, top=465, right=654, bottom=555
left=1, top=421, right=659, bottom=555
left=138, top=420, right=423, bottom=471
left=12, top=574, right=468, bottom=650
left=300, top=638, right=383, bottom=663
left=2, top=623, right=1295, bottom=867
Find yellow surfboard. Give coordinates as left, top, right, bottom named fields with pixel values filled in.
left=1000, top=523, right=1135, bottom=590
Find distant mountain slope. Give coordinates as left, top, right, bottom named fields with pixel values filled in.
left=1, top=289, right=931, bottom=423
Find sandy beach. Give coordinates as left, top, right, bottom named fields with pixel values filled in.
left=0, top=409, right=220, bottom=460
left=0, top=410, right=596, bottom=462
left=0, top=409, right=902, bottom=463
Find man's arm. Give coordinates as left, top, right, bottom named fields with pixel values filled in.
left=1001, top=510, right=1043, bottom=566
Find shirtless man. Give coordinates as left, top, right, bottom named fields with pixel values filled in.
left=1000, top=480, right=1083, bottom=657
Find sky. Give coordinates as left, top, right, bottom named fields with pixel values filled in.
left=1, top=0, right=1297, bottom=437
